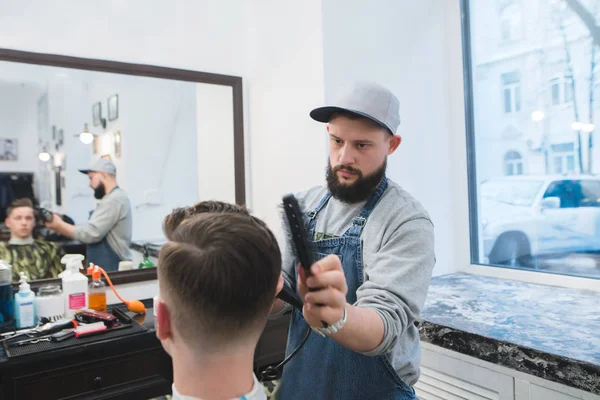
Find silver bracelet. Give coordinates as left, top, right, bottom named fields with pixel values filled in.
left=311, top=306, right=347, bottom=337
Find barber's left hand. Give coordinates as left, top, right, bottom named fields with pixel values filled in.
left=298, top=254, right=348, bottom=328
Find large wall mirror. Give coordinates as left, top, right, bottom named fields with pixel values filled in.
left=0, top=49, right=245, bottom=287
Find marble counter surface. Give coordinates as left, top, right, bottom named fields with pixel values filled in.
left=419, top=273, right=600, bottom=394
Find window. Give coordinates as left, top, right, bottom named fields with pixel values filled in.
left=500, top=4, right=523, bottom=42
left=579, top=180, right=600, bottom=207
left=504, top=151, right=523, bottom=175
left=464, top=0, right=600, bottom=279
left=543, top=180, right=583, bottom=208
left=551, top=143, right=576, bottom=174
left=550, top=75, right=574, bottom=105
left=502, top=71, right=521, bottom=113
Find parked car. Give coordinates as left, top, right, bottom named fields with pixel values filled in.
left=479, top=175, right=600, bottom=267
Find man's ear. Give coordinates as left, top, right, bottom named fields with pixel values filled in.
left=155, top=299, right=172, bottom=341
left=388, top=135, right=402, bottom=155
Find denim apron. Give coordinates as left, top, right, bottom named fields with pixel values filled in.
left=277, top=177, right=416, bottom=400
left=85, top=188, right=122, bottom=271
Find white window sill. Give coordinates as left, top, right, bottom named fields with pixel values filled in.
left=461, top=263, right=600, bottom=292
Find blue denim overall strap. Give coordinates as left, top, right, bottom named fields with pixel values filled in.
left=277, top=177, right=416, bottom=400
left=85, top=187, right=122, bottom=271
left=86, top=238, right=121, bottom=272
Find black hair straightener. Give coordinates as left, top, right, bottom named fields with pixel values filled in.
left=260, top=194, right=321, bottom=383
left=281, top=194, right=327, bottom=328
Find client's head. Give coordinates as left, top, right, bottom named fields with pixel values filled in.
left=5, top=198, right=35, bottom=240
left=155, top=207, right=283, bottom=358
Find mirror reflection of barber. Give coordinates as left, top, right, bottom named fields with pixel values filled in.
left=45, top=159, right=132, bottom=271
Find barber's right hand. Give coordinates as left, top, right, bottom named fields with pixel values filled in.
left=298, top=254, right=348, bottom=328
left=44, top=213, right=62, bottom=230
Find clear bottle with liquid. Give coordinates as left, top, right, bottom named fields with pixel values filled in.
left=14, top=272, right=36, bottom=329
left=87, top=265, right=107, bottom=312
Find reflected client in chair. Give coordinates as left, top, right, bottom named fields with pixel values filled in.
left=0, top=198, right=64, bottom=281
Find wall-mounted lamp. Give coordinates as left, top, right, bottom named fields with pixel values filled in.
left=38, top=150, right=51, bottom=162
left=78, top=123, right=96, bottom=144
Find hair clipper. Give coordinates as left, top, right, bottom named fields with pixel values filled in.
left=36, top=207, right=54, bottom=223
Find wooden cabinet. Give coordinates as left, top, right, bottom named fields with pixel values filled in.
left=0, top=338, right=172, bottom=400
left=6, top=347, right=171, bottom=400
left=417, top=343, right=600, bottom=400
left=415, top=346, right=514, bottom=400
left=0, top=308, right=289, bottom=400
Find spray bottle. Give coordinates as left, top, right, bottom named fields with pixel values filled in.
left=87, top=264, right=107, bottom=312
left=14, top=272, right=36, bottom=329
left=138, top=245, right=155, bottom=269
left=59, top=254, right=88, bottom=319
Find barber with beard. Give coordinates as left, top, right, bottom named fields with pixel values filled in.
left=272, top=81, right=435, bottom=399
left=45, top=158, right=132, bottom=271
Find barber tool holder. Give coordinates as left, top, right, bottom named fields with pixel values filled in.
left=0, top=299, right=173, bottom=400
left=2, top=308, right=142, bottom=359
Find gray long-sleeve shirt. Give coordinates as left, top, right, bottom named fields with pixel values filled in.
left=73, top=187, right=132, bottom=261
left=279, top=178, right=435, bottom=386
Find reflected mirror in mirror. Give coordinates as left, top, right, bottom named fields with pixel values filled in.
left=0, top=53, right=244, bottom=284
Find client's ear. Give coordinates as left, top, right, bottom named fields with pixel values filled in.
left=155, top=299, right=172, bottom=342
left=276, top=273, right=284, bottom=295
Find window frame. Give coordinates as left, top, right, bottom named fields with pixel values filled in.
left=550, top=75, right=574, bottom=106
left=501, top=71, right=522, bottom=113
left=504, top=150, right=523, bottom=176
left=459, top=0, right=600, bottom=288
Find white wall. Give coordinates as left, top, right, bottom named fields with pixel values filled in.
left=241, top=0, right=326, bottom=230
left=196, top=83, right=236, bottom=204
left=0, top=0, right=327, bottom=299
left=0, top=0, right=326, bottom=233
left=321, top=0, right=467, bottom=276
left=0, top=82, right=42, bottom=174
left=0, top=0, right=465, bottom=282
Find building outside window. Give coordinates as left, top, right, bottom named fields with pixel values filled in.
left=464, top=0, right=600, bottom=279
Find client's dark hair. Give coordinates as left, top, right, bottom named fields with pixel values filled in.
left=158, top=202, right=281, bottom=349
left=6, top=198, right=34, bottom=218
left=163, top=200, right=249, bottom=240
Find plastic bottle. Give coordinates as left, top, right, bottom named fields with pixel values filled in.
left=138, top=245, right=155, bottom=269
left=0, top=260, right=14, bottom=328
left=59, top=254, right=88, bottom=319
left=14, top=272, right=36, bottom=329
left=87, top=265, right=107, bottom=312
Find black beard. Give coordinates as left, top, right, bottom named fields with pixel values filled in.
left=326, top=159, right=386, bottom=204
left=94, top=182, right=106, bottom=200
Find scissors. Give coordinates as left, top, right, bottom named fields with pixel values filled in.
left=9, top=336, right=52, bottom=347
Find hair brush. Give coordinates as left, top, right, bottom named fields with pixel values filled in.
left=282, top=194, right=328, bottom=327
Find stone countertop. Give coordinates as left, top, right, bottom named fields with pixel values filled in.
left=419, top=273, right=600, bottom=394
